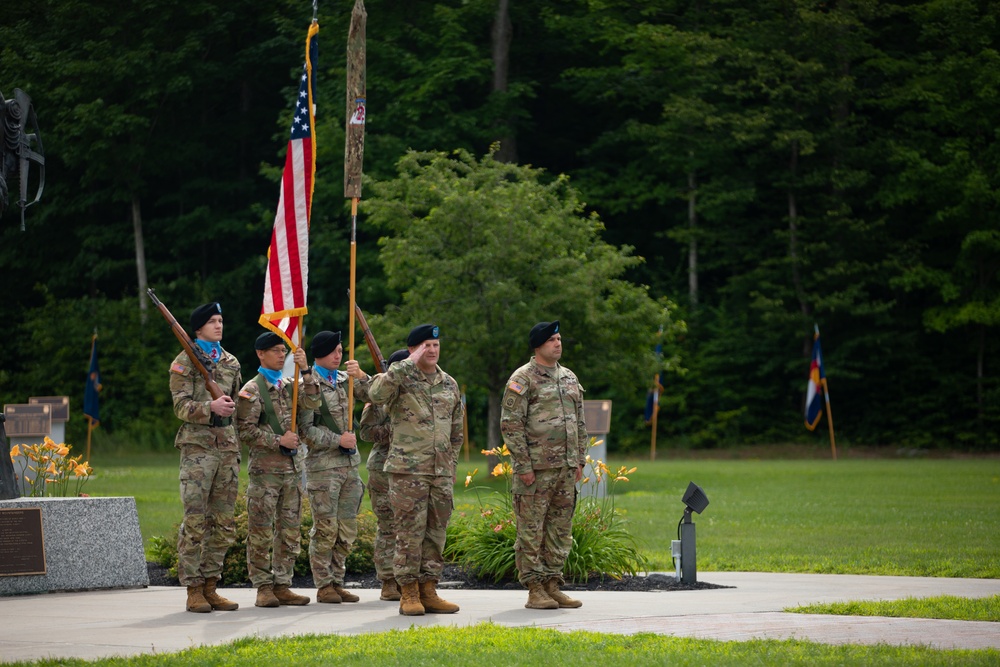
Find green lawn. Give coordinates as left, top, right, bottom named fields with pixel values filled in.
left=788, top=594, right=1000, bottom=621
left=85, top=449, right=1000, bottom=579
left=7, top=624, right=999, bottom=667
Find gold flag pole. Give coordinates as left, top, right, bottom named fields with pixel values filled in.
left=344, top=0, right=367, bottom=429
left=824, top=378, right=837, bottom=460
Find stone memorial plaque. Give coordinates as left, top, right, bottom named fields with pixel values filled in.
left=2, top=404, right=52, bottom=437
left=29, top=396, right=69, bottom=423
left=0, top=507, right=46, bottom=576
left=584, top=399, right=612, bottom=434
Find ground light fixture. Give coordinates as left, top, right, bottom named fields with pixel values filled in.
left=674, top=481, right=709, bottom=584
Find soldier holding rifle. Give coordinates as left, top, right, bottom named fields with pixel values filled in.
left=163, top=300, right=242, bottom=614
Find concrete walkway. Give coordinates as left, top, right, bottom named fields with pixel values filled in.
left=1, top=573, right=998, bottom=663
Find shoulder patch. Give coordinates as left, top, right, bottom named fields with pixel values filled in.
left=239, top=389, right=253, bottom=400
left=507, top=381, right=526, bottom=395
left=171, top=362, right=187, bottom=374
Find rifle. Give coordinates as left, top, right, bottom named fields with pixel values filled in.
left=147, top=289, right=225, bottom=401
left=351, top=292, right=386, bottom=373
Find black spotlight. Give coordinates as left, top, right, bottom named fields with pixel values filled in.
left=682, top=481, right=710, bottom=516
left=677, top=481, right=709, bottom=584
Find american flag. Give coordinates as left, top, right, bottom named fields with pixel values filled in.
left=259, top=22, right=319, bottom=349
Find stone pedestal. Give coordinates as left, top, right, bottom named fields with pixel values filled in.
left=0, top=497, right=149, bottom=596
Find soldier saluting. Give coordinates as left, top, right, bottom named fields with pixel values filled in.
left=169, top=302, right=242, bottom=614
left=501, top=320, right=588, bottom=610
left=368, top=324, right=464, bottom=616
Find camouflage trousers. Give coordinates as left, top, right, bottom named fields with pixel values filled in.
left=177, top=446, right=239, bottom=586
left=388, top=473, right=453, bottom=585
left=367, top=467, right=397, bottom=581
left=513, top=466, right=577, bottom=585
left=306, top=466, right=364, bottom=588
left=246, top=472, right=302, bottom=588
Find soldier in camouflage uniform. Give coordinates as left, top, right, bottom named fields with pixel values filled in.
left=501, top=320, right=588, bottom=610
left=298, top=330, right=372, bottom=604
left=357, top=348, right=409, bottom=602
left=170, top=302, right=242, bottom=614
left=236, top=331, right=321, bottom=608
left=368, top=325, right=464, bottom=616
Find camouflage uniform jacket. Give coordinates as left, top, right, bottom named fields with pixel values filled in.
left=368, top=359, right=464, bottom=476
left=358, top=402, right=391, bottom=472
left=500, top=357, right=588, bottom=475
left=237, top=372, right=321, bottom=475
left=169, top=348, right=242, bottom=453
left=298, top=369, right=372, bottom=473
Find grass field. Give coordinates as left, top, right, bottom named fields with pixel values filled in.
left=83, top=448, right=1000, bottom=578
left=16, top=447, right=999, bottom=667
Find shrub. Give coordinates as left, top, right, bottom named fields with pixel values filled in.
left=447, top=441, right=649, bottom=584
left=151, top=491, right=378, bottom=585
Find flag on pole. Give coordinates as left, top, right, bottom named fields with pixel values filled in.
left=805, top=325, right=825, bottom=430
left=644, top=340, right=664, bottom=424
left=259, top=21, right=320, bottom=349
left=84, top=334, right=102, bottom=427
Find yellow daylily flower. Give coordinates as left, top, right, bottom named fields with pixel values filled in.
left=9, top=444, right=19, bottom=458
left=45, top=462, right=58, bottom=475
left=56, top=445, right=70, bottom=456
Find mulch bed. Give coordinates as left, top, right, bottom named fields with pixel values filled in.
left=147, top=562, right=730, bottom=592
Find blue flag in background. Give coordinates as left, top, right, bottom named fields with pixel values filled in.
left=805, top=327, right=825, bottom=431
left=84, top=335, right=102, bottom=426
left=645, top=341, right=664, bottom=424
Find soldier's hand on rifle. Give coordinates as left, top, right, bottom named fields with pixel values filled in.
left=293, top=348, right=309, bottom=372
left=278, top=431, right=299, bottom=453
left=345, top=359, right=367, bottom=379
left=210, top=395, right=236, bottom=417
left=339, top=432, right=357, bottom=451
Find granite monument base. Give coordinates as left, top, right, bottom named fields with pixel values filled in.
left=0, top=496, right=149, bottom=596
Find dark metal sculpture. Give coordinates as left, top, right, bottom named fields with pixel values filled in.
left=0, top=88, right=45, bottom=230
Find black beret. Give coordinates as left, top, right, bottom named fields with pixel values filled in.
left=386, top=349, right=410, bottom=367
left=529, top=320, right=560, bottom=349
left=190, top=302, right=222, bottom=333
left=407, top=324, right=439, bottom=347
left=254, top=331, right=285, bottom=350
left=311, top=330, right=342, bottom=358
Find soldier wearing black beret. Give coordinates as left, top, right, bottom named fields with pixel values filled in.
left=368, top=323, right=464, bottom=615
left=298, top=329, right=372, bottom=604
left=169, top=301, right=242, bottom=614
left=236, top=331, right=320, bottom=608
left=501, top=319, right=588, bottom=610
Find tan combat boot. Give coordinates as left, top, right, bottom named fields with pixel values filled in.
left=186, top=584, right=212, bottom=613
left=317, top=584, right=342, bottom=603
left=333, top=585, right=359, bottom=602
left=203, top=577, right=239, bottom=611
left=398, top=581, right=425, bottom=616
left=255, top=584, right=280, bottom=608
left=524, top=582, right=559, bottom=609
left=544, top=578, right=582, bottom=608
left=380, top=577, right=401, bottom=601
left=273, top=585, right=311, bottom=605
left=418, top=580, right=460, bottom=614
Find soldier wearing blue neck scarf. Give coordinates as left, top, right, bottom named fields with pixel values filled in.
left=169, top=301, right=242, bottom=614
left=236, top=331, right=321, bottom=609
left=297, top=330, right=371, bottom=604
